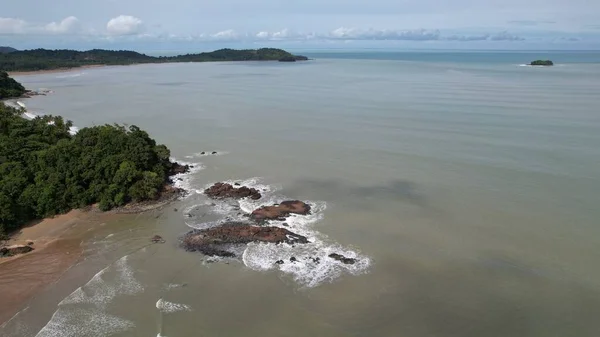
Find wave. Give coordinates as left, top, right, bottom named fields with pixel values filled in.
left=55, top=72, right=85, bottom=79
left=35, top=256, right=142, bottom=337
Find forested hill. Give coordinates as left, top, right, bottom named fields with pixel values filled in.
left=0, top=71, right=26, bottom=99
left=0, top=46, right=17, bottom=54
left=0, top=99, right=183, bottom=237
left=0, top=48, right=308, bottom=72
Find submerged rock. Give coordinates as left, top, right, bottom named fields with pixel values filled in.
left=182, top=222, right=308, bottom=257
left=204, top=182, right=261, bottom=200
left=151, top=235, right=166, bottom=244
left=328, top=253, right=356, bottom=265
left=211, top=151, right=218, bottom=155
left=251, top=200, right=311, bottom=221
left=0, top=245, right=34, bottom=257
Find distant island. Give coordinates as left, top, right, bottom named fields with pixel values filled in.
left=0, top=47, right=308, bottom=72
left=530, top=60, right=554, bottom=66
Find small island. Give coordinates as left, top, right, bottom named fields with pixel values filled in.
left=530, top=60, right=554, bottom=66
left=0, top=47, right=309, bottom=72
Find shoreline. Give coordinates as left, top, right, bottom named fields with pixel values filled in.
left=7, top=64, right=108, bottom=76
left=0, top=210, right=95, bottom=325
left=0, top=187, right=185, bottom=325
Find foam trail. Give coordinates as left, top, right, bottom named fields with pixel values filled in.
left=156, top=299, right=192, bottom=313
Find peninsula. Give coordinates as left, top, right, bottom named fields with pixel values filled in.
left=0, top=47, right=308, bottom=72
left=0, top=73, right=190, bottom=241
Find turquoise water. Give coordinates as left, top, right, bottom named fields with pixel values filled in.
left=3, top=51, right=600, bottom=336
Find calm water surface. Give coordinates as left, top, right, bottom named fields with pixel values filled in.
left=3, top=52, right=600, bottom=336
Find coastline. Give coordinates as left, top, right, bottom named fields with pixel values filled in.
left=0, top=184, right=185, bottom=325
left=0, top=189, right=183, bottom=325
left=0, top=210, right=97, bottom=325
left=7, top=64, right=107, bottom=76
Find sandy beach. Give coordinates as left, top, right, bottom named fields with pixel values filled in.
left=7, top=64, right=107, bottom=76
left=0, top=209, right=114, bottom=325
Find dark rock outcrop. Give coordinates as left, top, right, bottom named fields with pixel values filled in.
left=0, top=245, right=34, bottom=257
left=251, top=200, right=311, bottom=221
left=328, top=253, right=356, bottom=265
left=204, top=182, right=261, bottom=200
left=169, top=162, right=190, bottom=176
left=182, top=222, right=308, bottom=257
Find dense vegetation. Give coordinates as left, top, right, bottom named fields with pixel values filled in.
left=0, top=71, right=26, bottom=99
left=0, top=101, right=176, bottom=237
left=530, top=60, right=553, bottom=66
left=0, top=48, right=308, bottom=72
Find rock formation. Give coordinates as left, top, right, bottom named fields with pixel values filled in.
left=182, top=222, right=308, bottom=257
left=251, top=200, right=311, bottom=221
left=204, top=182, right=261, bottom=200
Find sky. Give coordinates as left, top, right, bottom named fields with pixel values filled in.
left=1, top=0, right=600, bottom=52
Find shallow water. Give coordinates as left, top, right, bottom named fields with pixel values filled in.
left=3, top=52, right=600, bottom=336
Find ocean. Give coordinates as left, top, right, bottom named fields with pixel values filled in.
left=3, top=51, right=600, bottom=336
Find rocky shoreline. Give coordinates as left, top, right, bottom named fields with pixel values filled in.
left=181, top=182, right=358, bottom=267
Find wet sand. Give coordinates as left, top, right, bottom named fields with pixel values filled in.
left=0, top=210, right=105, bottom=324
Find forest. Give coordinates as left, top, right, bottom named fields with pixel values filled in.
left=0, top=71, right=26, bottom=99
left=0, top=100, right=177, bottom=238
left=0, top=48, right=308, bottom=72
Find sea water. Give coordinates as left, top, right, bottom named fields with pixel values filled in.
left=3, top=50, right=600, bottom=337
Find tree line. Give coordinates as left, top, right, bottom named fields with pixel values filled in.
left=0, top=48, right=308, bottom=72
left=0, top=100, right=176, bottom=238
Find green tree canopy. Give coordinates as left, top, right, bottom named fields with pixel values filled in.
left=0, top=102, right=175, bottom=236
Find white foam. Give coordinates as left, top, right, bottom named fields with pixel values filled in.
left=59, top=256, right=143, bottom=308
left=156, top=299, right=192, bottom=313
left=170, top=157, right=204, bottom=195
left=56, top=72, right=84, bottom=79
left=35, top=308, right=134, bottom=337
left=240, top=200, right=370, bottom=288
left=39, top=255, right=144, bottom=336
left=23, top=112, right=37, bottom=119
left=199, top=178, right=370, bottom=287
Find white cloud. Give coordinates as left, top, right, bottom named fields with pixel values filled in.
left=327, top=27, right=441, bottom=40
left=210, top=29, right=240, bottom=40
left=45, top=16, right=81, bottom=34
left=0, top=17, right=27, bottom=34
left=106, top=15, right=144, bottom=36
